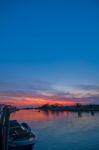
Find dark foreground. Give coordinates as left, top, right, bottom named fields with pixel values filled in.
left=0, top=106, right=36, bottom=150
left=9, top=145, right=34, bottom=150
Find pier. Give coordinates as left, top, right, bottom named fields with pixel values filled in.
left=0, top=106, right=36, bottom=150
left=0, top=106, right=10, bottom=150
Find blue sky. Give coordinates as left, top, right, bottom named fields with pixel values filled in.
left=0, top=0, right=99, bottom=105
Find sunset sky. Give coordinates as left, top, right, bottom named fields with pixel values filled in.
left=0, top=0, right=99, bottom=106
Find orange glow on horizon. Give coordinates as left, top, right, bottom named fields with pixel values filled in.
left=0, top=97, right=87, bottom=106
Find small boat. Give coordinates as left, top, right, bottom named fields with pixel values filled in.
left=8, top=120, right=37, bottom=150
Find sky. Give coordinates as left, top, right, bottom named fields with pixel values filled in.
left=0, top=0, right=99, bottom=106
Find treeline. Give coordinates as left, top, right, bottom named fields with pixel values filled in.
left=37, top=103, right=99, bottom=112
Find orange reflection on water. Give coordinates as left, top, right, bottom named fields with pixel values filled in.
left=10, top=110, right=72, bottom=123
left=10, top=110, right=46, bottom=122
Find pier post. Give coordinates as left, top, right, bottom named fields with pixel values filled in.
left=0, top=106, right=10, bottom=150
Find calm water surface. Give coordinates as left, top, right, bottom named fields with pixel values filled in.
left=10, top=110, right=99, bottom=150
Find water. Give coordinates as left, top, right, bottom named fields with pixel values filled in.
left=10, top=110, right=99, bottom=150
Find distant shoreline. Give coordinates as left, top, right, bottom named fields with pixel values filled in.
left=1, top=104, right=99, bottom=113
left=35, top=104, right=99, bottom=112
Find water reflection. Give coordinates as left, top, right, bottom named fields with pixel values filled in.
left=91, top=111, right=95, bottom=116
left=77, top=111, right=96, bottom=118
left=11, top=110, right=72, bottom=122
left=10, top=110, right=99, bottom=150
left=77, top=111, right=82, bottom=118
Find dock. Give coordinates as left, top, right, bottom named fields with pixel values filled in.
left=0, top=106, right=10, bottom=150
left=0, top=106, right=35, bottom=150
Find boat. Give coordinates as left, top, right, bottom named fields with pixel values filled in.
left=8, top=120, right=37, bottom=150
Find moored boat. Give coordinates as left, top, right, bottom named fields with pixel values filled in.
left=8, top=120, right=37, bottom=150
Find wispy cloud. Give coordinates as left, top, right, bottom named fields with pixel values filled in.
left=0, top=81, right=99, bottom=105
left=76, top=84, right=99, bottom=92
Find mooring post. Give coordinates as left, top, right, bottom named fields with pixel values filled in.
left=0, top=106, right=10, bottom=150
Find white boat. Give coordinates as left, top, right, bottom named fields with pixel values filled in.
left=8, top=120, right=37, bottom=150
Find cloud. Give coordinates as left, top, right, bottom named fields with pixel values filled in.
left=0, top=88, right=99, bottom=104
left=27, top=80, right=53, bottom=91
left=0, top=81, right=99, bottom=105
left=76, top=84, right=99, bottom=92
left=0, top=80, right=53, bottom=91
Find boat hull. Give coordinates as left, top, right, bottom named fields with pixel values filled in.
left=8, top=138, right=36, bottom=150
left=8, top=144, right=35, bottom=150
